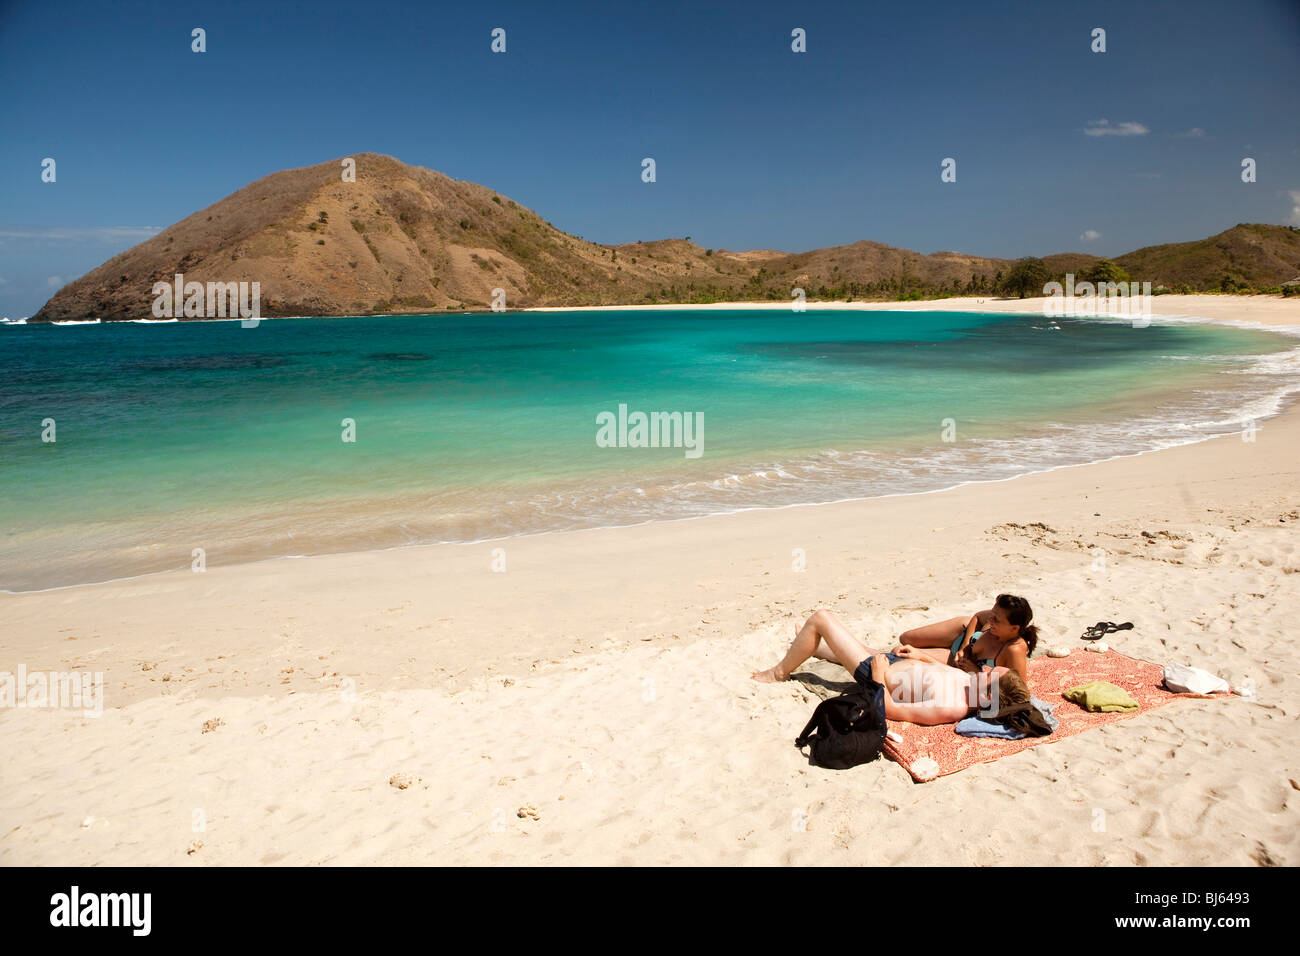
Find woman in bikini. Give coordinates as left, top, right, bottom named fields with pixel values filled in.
left=892, top=593, right=1038, bottom=681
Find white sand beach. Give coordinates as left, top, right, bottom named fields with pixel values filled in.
left=529, top=292, right=1300, bottom=326
left=1, top=294, right=1297, bottom=866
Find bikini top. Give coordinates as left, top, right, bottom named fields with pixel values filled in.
left=951, top=630, right=998, bottom=669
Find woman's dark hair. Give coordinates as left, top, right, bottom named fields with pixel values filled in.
left=996, top=593, right=1038, bottom=655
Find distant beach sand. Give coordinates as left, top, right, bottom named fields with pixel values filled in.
left=1, top=294, right=1297, bottom=865
left=528, top=292, right=1300, bottom=327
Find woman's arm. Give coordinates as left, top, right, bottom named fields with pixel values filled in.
left=952, top=647, right=980, bottom=674
left=946, top=612, right=985, bottom=666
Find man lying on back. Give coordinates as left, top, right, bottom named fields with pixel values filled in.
left=866, top=652, right=1028, bottom=724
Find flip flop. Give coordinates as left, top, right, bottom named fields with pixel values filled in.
left=1082, top=621, right=1133, bottom=641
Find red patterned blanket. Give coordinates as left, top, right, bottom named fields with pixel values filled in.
left=881, top=649, right=1232, bottom=782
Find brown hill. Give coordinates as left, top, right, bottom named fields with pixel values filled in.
left=30, top=154, right=1300, bottom=322
left=1115, top=223, right=1300, bottom=291
left=35, top=153, right=704, bottom=321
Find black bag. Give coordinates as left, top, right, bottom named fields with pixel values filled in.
left=794, top=676, right=887, bottom=769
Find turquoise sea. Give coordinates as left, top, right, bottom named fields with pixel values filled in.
left=1, top=308, right=1297, bottom=591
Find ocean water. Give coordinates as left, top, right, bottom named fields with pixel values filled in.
left=1, top=308, right=1297, bottom=591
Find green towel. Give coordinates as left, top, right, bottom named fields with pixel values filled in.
left=1063, top=680, right=1139, bottom=713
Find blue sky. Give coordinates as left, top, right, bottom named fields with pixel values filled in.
left=2, top=0, right=1298, bottom=317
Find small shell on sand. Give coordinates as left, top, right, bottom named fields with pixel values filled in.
left=517, top=805, right=539, bottom=820
left=910, top=757, right=940, bottom=781
left=201, top=717, right=224, bottom=734
left=389, top=773, right=415, bottom=790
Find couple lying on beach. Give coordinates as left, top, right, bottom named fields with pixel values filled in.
left=752, top=594, right=1040, bottom=726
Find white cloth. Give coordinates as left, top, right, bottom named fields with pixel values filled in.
left=1162, top=663, right=1231, bottom=695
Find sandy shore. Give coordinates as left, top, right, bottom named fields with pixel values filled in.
left=527, top=292, right=1300, bottom=327
left=2, top=295, right=1297, bottom=865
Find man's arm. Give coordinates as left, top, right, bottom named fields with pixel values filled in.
left=884, top=698, right=969, bottom=725
left=869, top=653, right=890, bottom=685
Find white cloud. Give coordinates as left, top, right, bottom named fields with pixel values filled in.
left=1083, top=119, right=1150, bottom=137
left=0, top=226, right=162, bottom=242
left=1287, top=191, right=1300, bottom=227
left=1080, top=229, right=1102, bottom=242
left=1176, top=127, right=1206, bottom=138
left=47, top=276, right=64, bottom=288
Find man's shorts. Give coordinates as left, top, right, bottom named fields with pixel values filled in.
left=853, top=652, right=900, bottom=686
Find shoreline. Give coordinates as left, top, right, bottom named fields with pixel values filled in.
left=10, top=292, right=1300, bottom=328
left=6, top=391, right=1297, bottom=599
left=524, top=292, right=1300, bottom=318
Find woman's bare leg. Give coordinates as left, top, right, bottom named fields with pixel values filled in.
left=898, top=615, right=968, bottom=649
left=752, top=609, right=874, bottom=682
